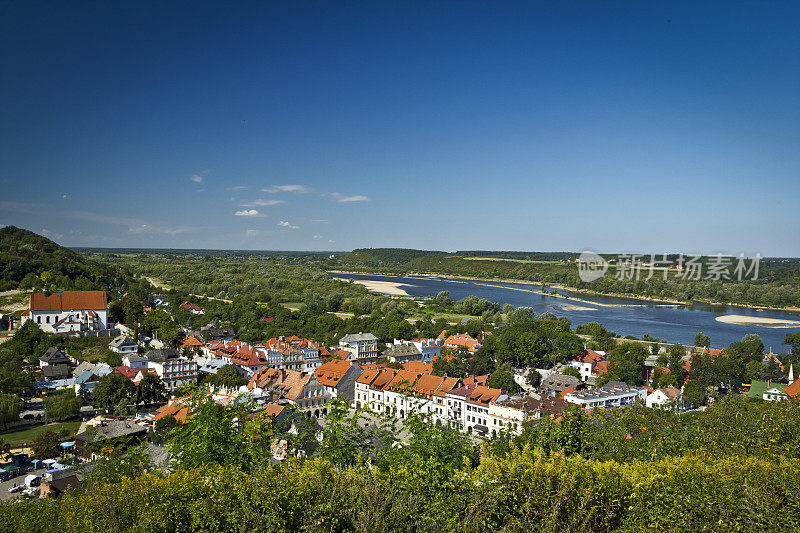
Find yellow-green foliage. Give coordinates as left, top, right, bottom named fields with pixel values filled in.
left=3, top=451, right=799, bottom=533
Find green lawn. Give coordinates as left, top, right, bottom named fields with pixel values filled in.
left=1, top=421, right=81, bottom=448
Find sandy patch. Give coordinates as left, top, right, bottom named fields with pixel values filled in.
left=715, top=314, right=800, bottom=328
left=561, top=304, right=597, bottom=311
left=334, top=278, right=412, bottom=296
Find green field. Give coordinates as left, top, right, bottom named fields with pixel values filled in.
left=1, top=421, right=81, bottom=448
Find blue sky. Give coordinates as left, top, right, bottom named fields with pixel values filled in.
left=1, top=1, right=798, bottom=255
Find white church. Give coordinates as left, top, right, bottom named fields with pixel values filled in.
left=21, top=290, right=108, bottom=333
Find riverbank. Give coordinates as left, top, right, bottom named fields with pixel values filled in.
left=327, top=270, right=800, bottom=313
left=332, top=277, right=412, bottom=296
left=715, top=314, right=800, bottom=329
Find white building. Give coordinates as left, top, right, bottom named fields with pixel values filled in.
left=109, top=335, right=138, bottom=355
left=646, top=386, right=683, bottom=409
left=564, top=381, right=648, bottom=409
left=339, top=333, right=380, bottom=364
left=21, top=291, right=108, bottom=333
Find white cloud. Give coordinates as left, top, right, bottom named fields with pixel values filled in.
left=241, top=199, right=285, bottom=207
left=228, top=185, right=248, bottom=191
left=235, top=209, right=261, bottom=217
left=245, top=229, right=260, bottom=237
left=190, top=174, right=203, bottom=183
left=262, top=184, right=312, bottom=194
left=277, top=220, right=300, bottom=229
left=312, top=234, right=322, bottom=239
left=324, top=192, right=371, bottom=203
left=328, top=239, right=335, bottom=243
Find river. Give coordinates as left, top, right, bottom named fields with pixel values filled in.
left=330, top=272, right=800, bottom=351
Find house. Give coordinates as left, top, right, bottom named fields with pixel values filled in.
left=568, top=349, right=607, bottom=382
left=179, top=335, right=204, bottom=355
left=490, top=395, right=567, bottom=436
left=384, top=338, right=440, bottom=364
left=763, top=383, right=790, bottom=401
left=205, top=326, right=235, bottom=341
left=113, top=366, right=138, bottom=379
left=40, top=469, right=83, bottom=499
left=443, top=333, right=481, bottom=353
left=383, top=342, right=422, bottom=364
left=261, top=336, right=324, bottom=373
left=646, top=386, right=683, bottom=409
left=73, top=420, right=149, bottom=460
left=152, top=294, right=169, bottom=307
left=39, top=347, right=70, bottom=367
left=144, top=349, right=198, bottom=392
left=122, top=353, right=149, bottom=370
left=109, top=335, right=138, bottom=355
left=21, top=290, right=108, bottom=333
left=248, top=367, right=328, bottom=418
left=564, top=381, right=648, bottom=409
left=314, top=359, right=363, bottom=401
left=464, top=385, right=503, bottom=436
left=338, top=333, right=380, bottom=364
left=179, top=302, right=204, bottom=315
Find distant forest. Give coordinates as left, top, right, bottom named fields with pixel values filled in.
left=337, top=248, right=800, bottom=308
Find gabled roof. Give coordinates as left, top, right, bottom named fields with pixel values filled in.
left=467, top=385, right=502, bottom=406
left=356, top=368, right=381, bottom=386
left=371, top=369, right=398, bottom=390
left=40, top=347, right=69, bottom=363
left=784, top=380, right=800, bottom=398
left=433, top=377, right=460, bottom=397
left=385, top=370, right=419, bottom=392
left=411, top=374, right=444, bottom=397
left=314, top=359, right=355, bottom=387
left=109, top=335, right=137, bottom=349
left=180, top=336, right=204, bottom=348
left=30, top=291, right=107, bottom=311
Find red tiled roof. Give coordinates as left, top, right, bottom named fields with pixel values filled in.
left=315, top=359, right=352, bottom=387
left=402, top=361, right=433, bottom=374
left=30, top=291, right=107, bottom=311
left=180, top=336, right=203, bottom=348
left=113, top=366, right=137, bottom=379
left=784, top=380, right=800, bottom=398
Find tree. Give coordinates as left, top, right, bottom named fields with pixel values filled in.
left=683, top=380, right=706, bottom=408
left=784, top=332, right=800, bottom=357
left=603, top=342, right=648, bottom=385
left=694, top=332, right=711, bottom=348
left=136, top=373, right=167, bottom=404
left=31, top=430, right=61, bottom=458
left=525, top=368, right=542, bottom=388
left=152, top=415, right=180, bottom=445
left=44, top=390, right=82, bottom=421
left=0, top=393, right=24, bottom=430
left=91, top=373, right=134, bottom=411
left=486, top=368, right=519, bottom=393
left=562, top=367, right=582, bottom=380
left=208, top=364, right=246, bottom=390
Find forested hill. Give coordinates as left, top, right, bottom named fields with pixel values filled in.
left=0, top=226, right=132, bottom=292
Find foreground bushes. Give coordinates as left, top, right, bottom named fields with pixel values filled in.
left=3, top=450, right=798, bottom=532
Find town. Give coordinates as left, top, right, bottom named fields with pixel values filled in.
left=1, top=285, right=797, bottom=501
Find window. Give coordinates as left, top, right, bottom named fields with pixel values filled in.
left=37, top=316, right=41, bottom=324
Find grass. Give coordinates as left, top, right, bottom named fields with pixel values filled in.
left=1, top=421, right=82, bottom=448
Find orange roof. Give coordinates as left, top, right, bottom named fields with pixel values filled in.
left=444, top=333, right=480, bottom=351
left=784, top=380, right=800, bottom=398
left=356, top=368, right=380, bottom=385
left=467, top=385, right=502, bottom=406
left=154, top=399, right=192, bottom=424
left=385, top=370, right=419, bottom=391
left=558, top=386, right=577, bottom=398
left=180, top=336, right=204, bottom=348
left=30, top=291, right=107, bottom=311
left=412, top=374, right=444, bottom=397
left=371, top=369, right=398, bottom=390
left=594, top=360, right=610, bottom=375
left=433, top=377, right=460, bottom=397
left=314, top=359, right=352, bottom=387
left=402, top=361, right=433, bottom=374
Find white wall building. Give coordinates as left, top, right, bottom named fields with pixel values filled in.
left=21, top=291, right=108, bottom=333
